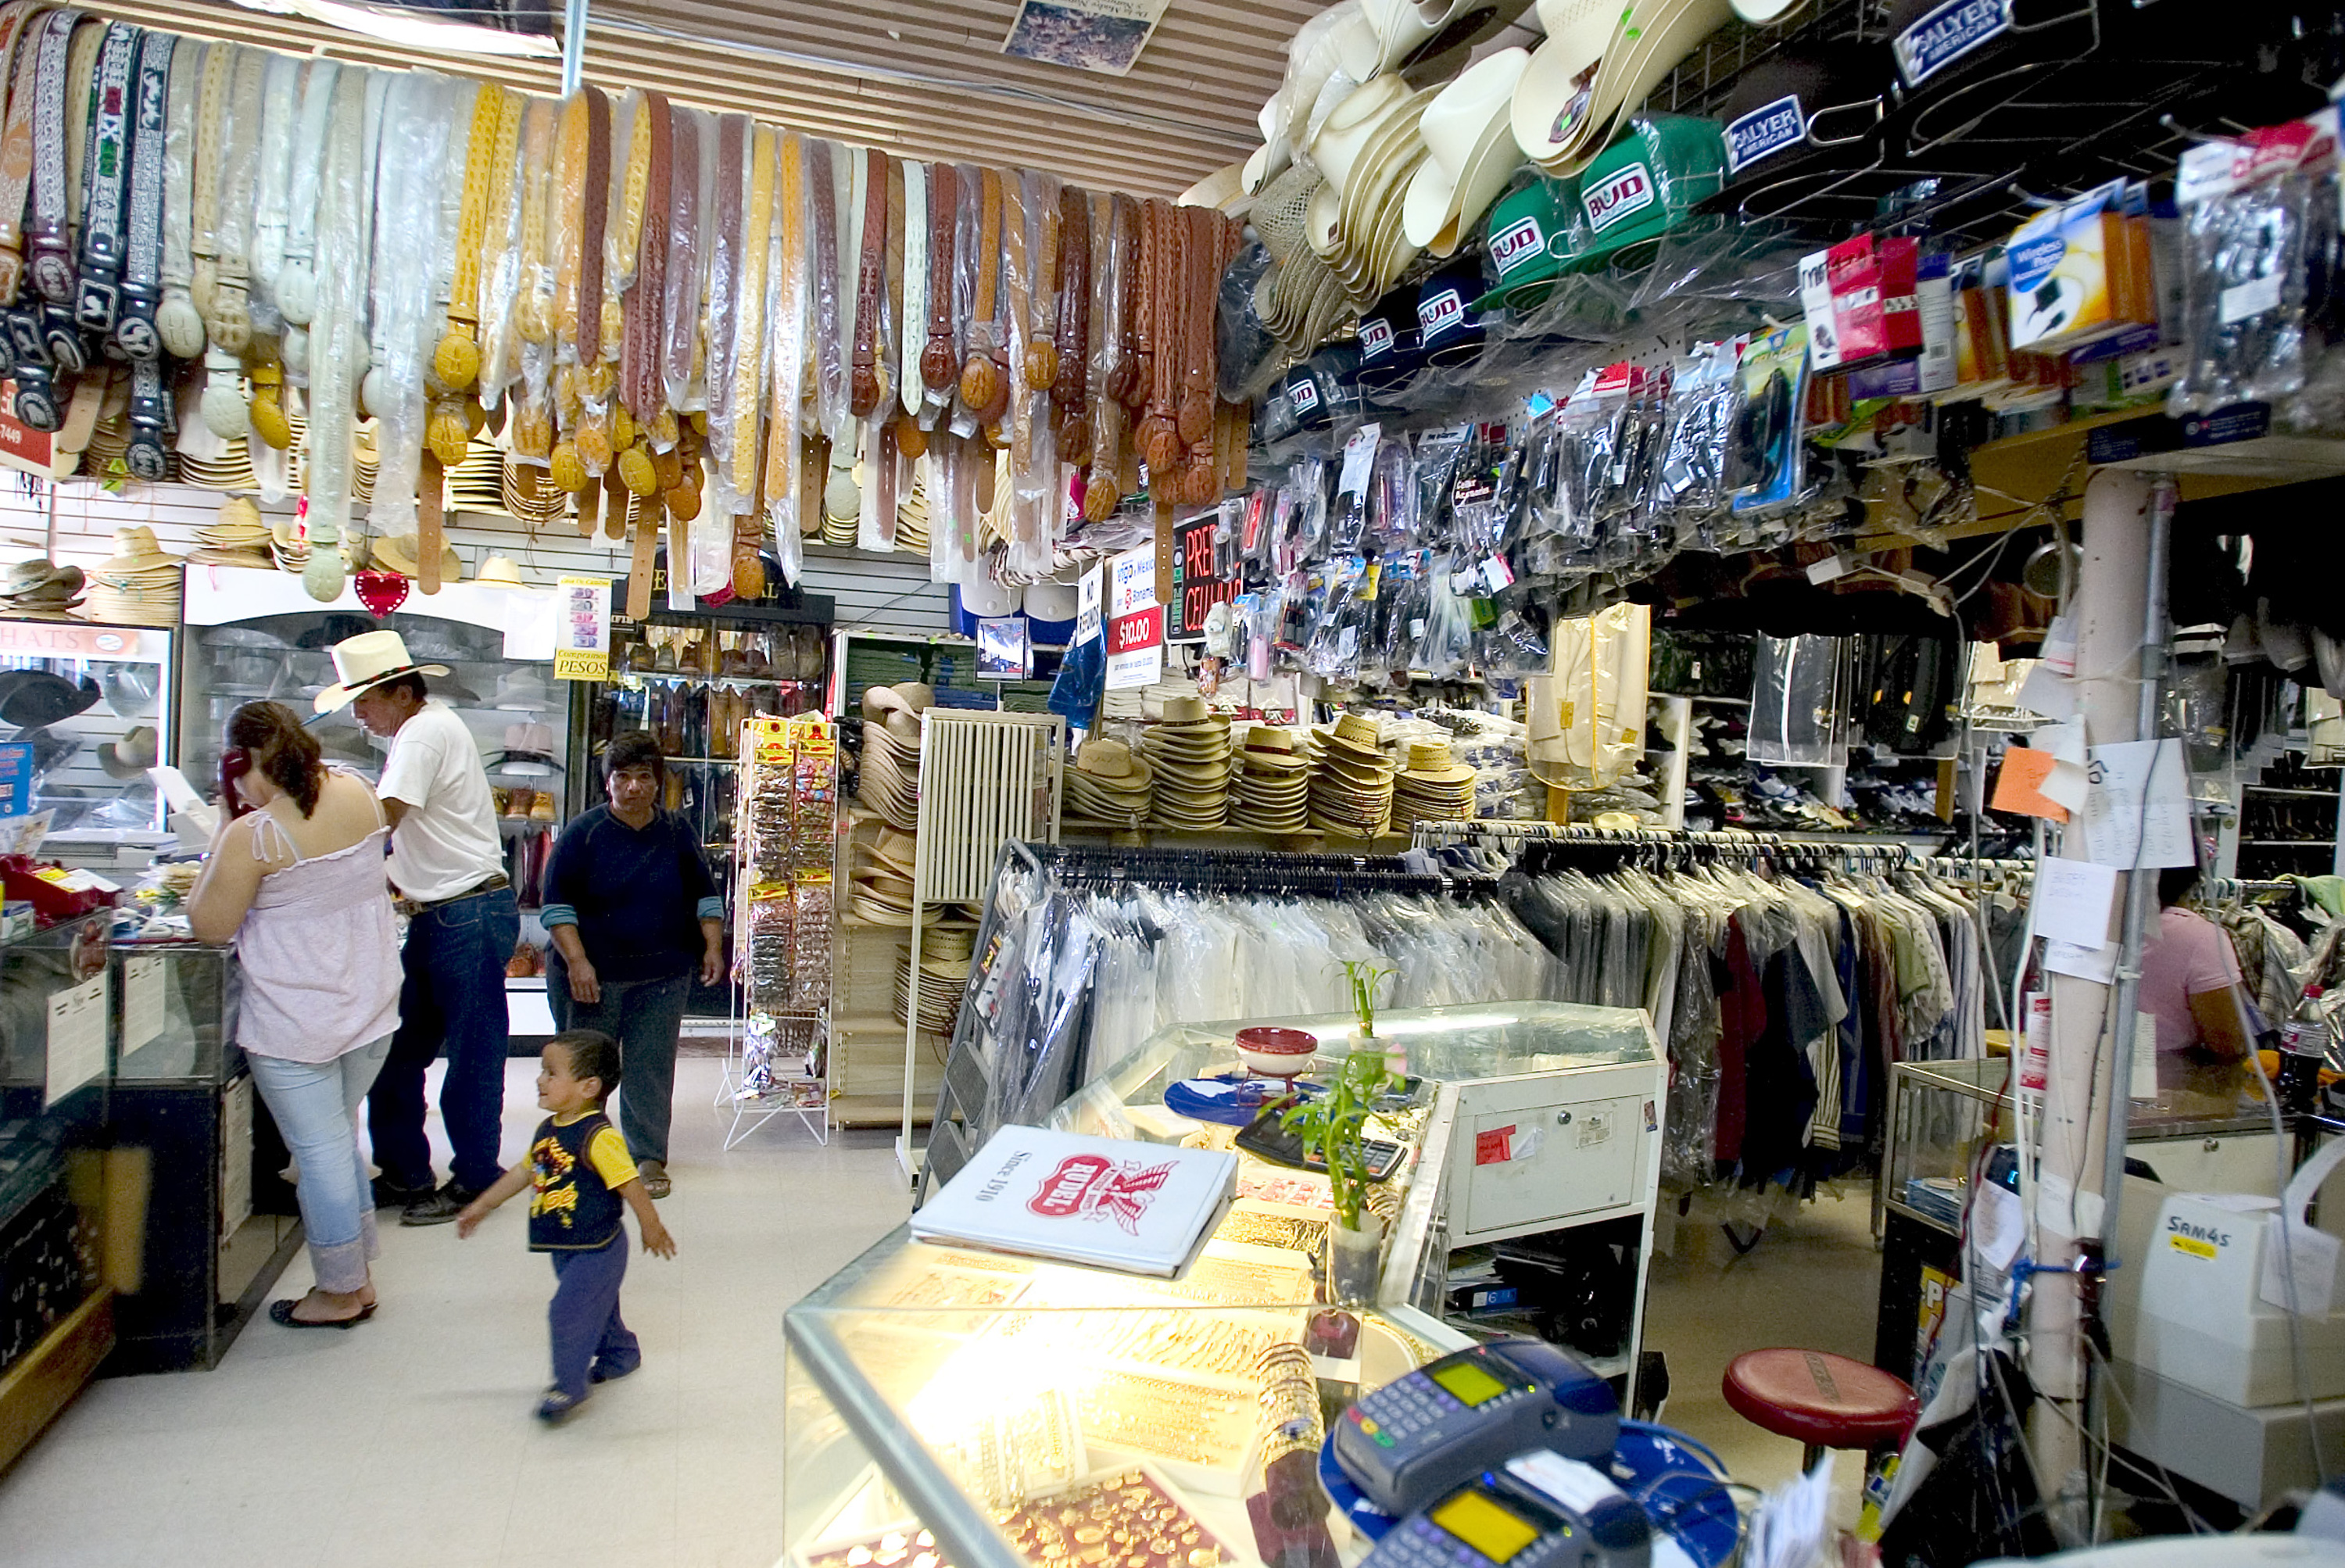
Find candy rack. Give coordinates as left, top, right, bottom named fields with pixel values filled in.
left=720, top=714, right=837, bottom=1147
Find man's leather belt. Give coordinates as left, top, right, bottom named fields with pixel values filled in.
left=414, top=872, right=510, bottom=912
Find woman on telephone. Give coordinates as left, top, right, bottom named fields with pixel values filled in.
left=187, top=702, right=403, bottom=1329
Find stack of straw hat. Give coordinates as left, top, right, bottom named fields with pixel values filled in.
left=374, top=531, right=464, bottom=582
left=895, top=467, right=930, bottom=555
left=188, top=498, right=274, bottom=567
left=268, top=513, right=310, bottom=573
left=894, top=918, right=977, bottom=1036
left=1230, top=725, right=1312, bottom=832
left=1140, top=696, right=1233, bottom=829
left=501, top=454, right=565, bottom=525
left=1392, top=736, right=1477, bottom=824
left=856, top=683, right=930, bottom=835
left=1310, top=711, right=1396, bottom=838
left=1064, top=739, right=1155, bottom=832
left=84, top=527, right=181, bottom=626
left=849, top=825, right=938, bottom=927
left=0, top=561, right=83, bottom=618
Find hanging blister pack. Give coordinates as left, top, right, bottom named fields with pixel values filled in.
left=1304, top=554, right=1371, bottom=683
left=1412, top=424, right=1471, bottom=548
left=2169, top=109, right=2339, bottom=421
left=1657, top=338, right=1745, bottom=551
left=1451, top=420, right=1513, bottom=557
left=1330, top=422, right=1380, bottom=553
left=1727, top=321, right=1813, bottom=525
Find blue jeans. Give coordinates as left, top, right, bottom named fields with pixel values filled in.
left=548, top=965, right=689, bottom=1165
left=247, top=1034, right=394, bottom=1293
left=368, top=886, right=521, bottom=1194
left=548, top=1230, right=638, bottom=1400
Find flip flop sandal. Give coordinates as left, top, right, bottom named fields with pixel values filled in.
left=641, top=1167, right=672, bottom=1200
left=268, top=1299, right=376, bottom=1330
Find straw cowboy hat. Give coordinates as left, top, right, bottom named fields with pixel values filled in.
left=1403, top=46, right=1532, bottom=254
left=474, top=555, right=525, bottom=589
left=374, top=532, right=464, bottom=582
left=1076, top=739, right=1156, bottom=791
left=312, top=630, right=450, bottom=713
left=98, top=725, right=159, bottom=779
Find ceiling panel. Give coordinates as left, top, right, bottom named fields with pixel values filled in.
left=96, top=0, right=1314, bottom=196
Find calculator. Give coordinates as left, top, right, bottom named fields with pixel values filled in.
left=1333, top=1337, right=1620, bottom=1518
left=1363, top=1452, right=1651, bottom=1568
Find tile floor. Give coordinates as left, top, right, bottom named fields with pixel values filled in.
left=0, top=1061, right=1884, bottom=1566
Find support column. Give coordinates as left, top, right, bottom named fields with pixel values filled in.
left=2030, top=468, right=2164, bottom=1527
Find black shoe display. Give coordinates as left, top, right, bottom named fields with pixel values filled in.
left=399, top=1182, right=481, bottom=1227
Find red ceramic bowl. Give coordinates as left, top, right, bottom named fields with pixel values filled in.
left=1235, top=1026, right=1319, bottom=1077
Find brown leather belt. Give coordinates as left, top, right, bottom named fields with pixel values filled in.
left=410, top=872, right=510, bottom=914
left=919, top=160, right=955, bottom=395
left=849, top=145, right=887, bottom=417
left=1052, top=184, right=1089, bottom=464
left=621, top=88, right=669, bottom=423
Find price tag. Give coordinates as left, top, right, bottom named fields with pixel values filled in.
left=1339, top=423, right=1380, bottom=496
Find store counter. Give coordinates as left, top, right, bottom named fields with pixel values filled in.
left=782, top=1003, right=1668, bottom=1568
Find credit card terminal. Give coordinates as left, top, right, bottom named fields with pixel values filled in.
left=1362, top=1452, right=1651, bottom=1568
left=1333, top=1337, right=1620, bottom=1518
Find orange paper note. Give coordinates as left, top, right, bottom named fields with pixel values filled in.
left=1992, top=746, right=2068, bottom=822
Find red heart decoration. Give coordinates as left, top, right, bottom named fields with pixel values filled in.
left=353, top=568, right=410, bottom=618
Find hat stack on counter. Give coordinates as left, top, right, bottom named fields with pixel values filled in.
left=84, top=528, right=182, bottom=627
left=1140, top=697, right=1235, bottom=829
left=856, top=685, right=930, bottom=843
left=1065, top=740, right=1156, bottom=832
left=1, top=562, right=84, bottom=618
left=1391, top=737, right=1477, bottom=824
left=188, top=499, right=275, bottom=568
left=1310, top=712, right=1396, bottom=838
left=1230, top=725, right=1313, bottom=833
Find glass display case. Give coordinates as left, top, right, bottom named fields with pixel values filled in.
left=784, top=1227, right=1470, bottom=1568
left=178, top=568, right=567, bottom=925
left=0, top=618, right=174, bottom=869
left=106, top=940, right=302, bottom=1373
left=0, top=913, right=115, bottom=1470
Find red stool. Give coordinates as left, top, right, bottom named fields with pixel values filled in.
left=1722, top=1348, right=1919, bottom=1473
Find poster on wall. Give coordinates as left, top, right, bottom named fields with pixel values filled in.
left=553, top=575, right=610, bottom=682
left=1104, top=543, right=1164, bottom=690
left=1000, top=0, right=1170, bottom=75
left=1168, top=507, right=1240, bottom=643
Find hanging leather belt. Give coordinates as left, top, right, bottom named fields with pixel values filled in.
left=186, top=35, right=227, bottom=324
left=1053, top=185, right=1090, bottom=464
left=52, top=13, right=95, bottom=281
left=729, top=123, right=774, bottom=498
left=434, top=78, right=502, bottom=396
left=700, top=112, right=743, bottom=476
left=804, top=135, right=836, bottom=436
left=761, top=127, right=803, bottom=515
left=898, top=159, right=923, bottom=420
left=849, top=146, right=887, bottom=419
left=658, top=101, right=696, bottom=409
left=919, top=160, right=955, bottom=399
left=472, top=84, right=520, bottom=405
left=576, top=84, right=608, bottom=377
left=621, top=88, right=668, bottom=427
left=69, top=20, right=132, bottom=336
left=152, top=34, right=200, bottom=358
left=109, top=24, right=166, bottom=360
left=0, top=3, right=52, bottom=310
left=23, top=14, right=82, bottom=306
left=247, top=52, right=294, bottom=331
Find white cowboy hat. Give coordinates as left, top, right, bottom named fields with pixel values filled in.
left=1334, top=0, right=1443, bottom=78
left=1404, top=46, right=1533, bottom=252
left=1541, top=0, right=1735, bottom=175
left=1512, top=0, right=1621, bottom=166
left=312, top=630, right=451, bottom=714
left=1310, top=74, right=1411, bottom=195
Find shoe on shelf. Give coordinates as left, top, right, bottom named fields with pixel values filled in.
left=372, top=1175, right=432, bottom=1209
left=536, top=1388, right=588, bottom=1423
left=400, top=1181, right=482, bottom=1227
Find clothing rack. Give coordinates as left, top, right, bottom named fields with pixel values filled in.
left=1015, top=841, right=1467, bottom=900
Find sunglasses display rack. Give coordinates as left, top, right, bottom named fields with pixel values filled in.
left=719, top=715, right=839, bottom=1149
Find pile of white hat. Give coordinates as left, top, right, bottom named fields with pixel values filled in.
left=1309, top=711, right=1397, bottom=838
left=1242, top=0, right=1755, bottom=351
left=857, top=683, right=930, bottom=836
left=1140, top=697, right=1235, bottom=829
left=1230, top=725, right=1313, bottom=833
left=84, top=528, right=181, bottom=627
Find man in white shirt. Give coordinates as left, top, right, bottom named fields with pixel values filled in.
left=316, top=630, right=518, bottom=1227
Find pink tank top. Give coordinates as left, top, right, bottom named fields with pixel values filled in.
left=233, top=804, right=403, bottom=1063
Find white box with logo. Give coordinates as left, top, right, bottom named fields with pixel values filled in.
left=2135, top=1182, right=2345, bottom=1408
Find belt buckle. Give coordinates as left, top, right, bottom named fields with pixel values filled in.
left=124, top=430, right=166, bottom=481
left=27, top=238, right=73, bottom=306
left=74, top=275, right=117, bottom=336
left=5, top=307, right=46, bottom=366
left=42, top=305, right=85, bottom=376
left=113, top=286, right=156, bottom=360
left=13, top=363, right=58, bottom=431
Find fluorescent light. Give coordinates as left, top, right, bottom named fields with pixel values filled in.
left=224, top=0, right=562, bottom=59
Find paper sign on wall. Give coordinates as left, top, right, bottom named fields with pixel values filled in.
left=1108, top=542, right=1157, bottom=618
left=1076, top=565, right=1104, bottom=646
left=45, top=972, right=107, bottom=1106
left=553, top=575, right=611, bottom=681
left=1104, top=603, right=1165, bottom=691
left=2045, top=936, right=2118, bottom=983
left=2081, top=738, right=2194, bottom=869
left=1992, top=746, right=2070, bottom=822
left=2033, top=859, right=2119, bottom=947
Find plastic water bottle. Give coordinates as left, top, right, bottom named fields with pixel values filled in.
left=2279, top=984, right=2327, bottom=1115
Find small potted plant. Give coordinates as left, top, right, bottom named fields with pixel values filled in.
left=1339, top=959, right=1396, bottom=1051
left=1279, top=1048, right=1397, bottom=1305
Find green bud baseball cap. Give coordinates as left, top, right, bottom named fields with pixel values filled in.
left=1571, top=114, right=1730, bottom=274
left=1470, top=172, right=1585, bottom=313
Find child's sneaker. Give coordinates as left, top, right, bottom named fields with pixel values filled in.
left=589, top=1355, right=640, bottom=1384
left=535, top=1388, right=589, bottom=1423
